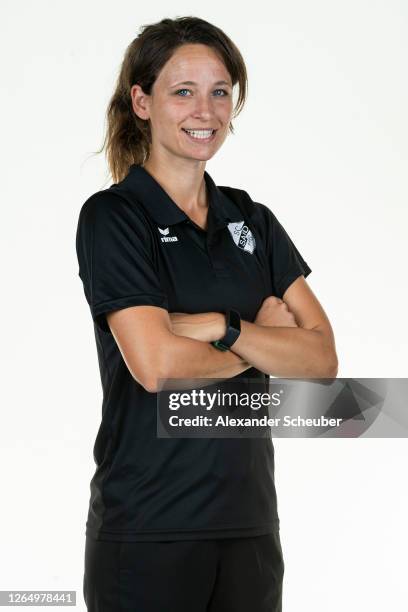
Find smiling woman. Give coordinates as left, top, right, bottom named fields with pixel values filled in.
left=77, top=14, right=335, bottom=612
left=92, top=18, right=247, bottom=184
left=128, top=42, right=236, bottom=173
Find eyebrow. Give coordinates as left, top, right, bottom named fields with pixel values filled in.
left=170, top=80, right=232, bottom=87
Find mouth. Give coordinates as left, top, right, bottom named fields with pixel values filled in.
left=181, top=128, right=217, bottom=143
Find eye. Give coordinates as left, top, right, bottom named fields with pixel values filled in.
left=174, top=88, right=229, bottom=97
left=175, top=88, right=191, bottom=96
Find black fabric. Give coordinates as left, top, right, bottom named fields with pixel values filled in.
left=261, top=204, right=312, bottom=299
left=83, top=530, right=284, bottom=611
left=76, top=164, right=311, bottom=542
left=76, top=191, right=168, bottom=334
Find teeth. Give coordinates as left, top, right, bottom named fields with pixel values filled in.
left=184, top=129, right=214, bottom=139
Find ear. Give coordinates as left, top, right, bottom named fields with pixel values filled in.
left=130, top=83, right=151, bottom=120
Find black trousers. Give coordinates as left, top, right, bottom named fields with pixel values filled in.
left=83, top=530, right=284, bottom=611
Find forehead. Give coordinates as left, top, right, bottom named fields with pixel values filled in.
left=157, top=44, right=231, bottom=83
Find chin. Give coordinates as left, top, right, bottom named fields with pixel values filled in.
left=182, top=145, right=222, bottom=162
left=186, top=152, right=216, bottom=162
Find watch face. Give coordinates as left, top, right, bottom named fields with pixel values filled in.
left=219, top=309, right=241, bottom=349
left=229, top=309, right=241, bottom=332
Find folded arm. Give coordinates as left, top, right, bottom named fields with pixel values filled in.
left=169, top=276, right=338, bottom=379
left=106, top=306, right=252, bottom=393
left=106, top=275, right=338, bottom=392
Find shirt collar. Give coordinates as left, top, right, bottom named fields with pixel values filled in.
left=116, top=164, right=242, bottom=229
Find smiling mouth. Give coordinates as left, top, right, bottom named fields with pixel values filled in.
left=182, top=128, right=217, bottom=141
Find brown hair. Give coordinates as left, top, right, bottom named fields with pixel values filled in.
left=92, top=16, right=248, bottom=184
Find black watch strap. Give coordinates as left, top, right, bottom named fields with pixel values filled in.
left=211, top=309, right=241, bottom=351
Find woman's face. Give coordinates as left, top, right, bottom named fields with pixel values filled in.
left=131, top=43, right=234, bottom=163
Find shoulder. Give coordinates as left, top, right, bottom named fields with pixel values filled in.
left=77, top=187, right=150, bottom=231
left=218, top=184, right=277, bottom=238
left=218, top=185, right=275, bottom=220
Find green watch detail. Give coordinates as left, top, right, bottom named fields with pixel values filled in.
left=211, top=340, right=230, bottom=352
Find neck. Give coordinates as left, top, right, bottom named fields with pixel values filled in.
left=142, top=154, right=209, bottom=214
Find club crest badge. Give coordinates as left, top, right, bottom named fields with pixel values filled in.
left=227, top=221, right=256, bottom=254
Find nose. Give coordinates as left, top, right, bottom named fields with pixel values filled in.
left=191, top=93, right=215, bottom=120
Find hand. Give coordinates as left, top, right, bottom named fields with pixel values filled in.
left=254, top=296, right=298, bottom=328
left=169, top=312, right=226, bottom=343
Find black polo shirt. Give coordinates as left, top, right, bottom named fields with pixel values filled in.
left=76, top=164, right=311, bottom=542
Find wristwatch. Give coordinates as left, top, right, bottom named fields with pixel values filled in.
left=211, top=309, right=241, bottom=351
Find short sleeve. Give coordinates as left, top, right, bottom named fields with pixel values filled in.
left=263, top=206, right=312, bottom=299
left=75, top=190, right=168, bottom=333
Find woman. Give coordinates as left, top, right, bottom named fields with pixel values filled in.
left=76, top=15, right=338, bottom=612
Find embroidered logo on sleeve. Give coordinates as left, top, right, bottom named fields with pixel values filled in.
left=227, top=221, right=256, bottom=254
left=158, top=226, right=178, bottom=243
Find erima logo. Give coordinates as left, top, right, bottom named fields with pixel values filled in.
left=228, top=221, right=256, bottom=254
left=158, top=226, right=178, bottom=243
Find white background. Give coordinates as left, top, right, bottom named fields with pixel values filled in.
left=1, top=1, right=407, bottom=610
